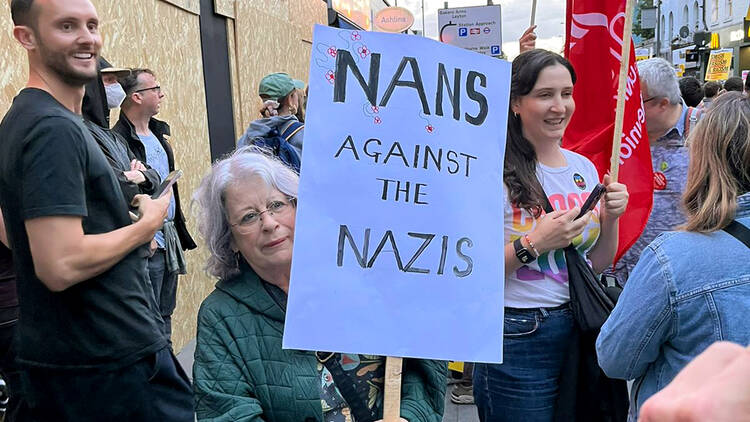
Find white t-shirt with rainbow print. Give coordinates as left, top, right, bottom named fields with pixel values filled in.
left=504, top=149, right=602, bottom=309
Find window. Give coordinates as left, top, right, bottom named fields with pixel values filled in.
left=712, top=0, right=719, bottom=23
left=683, top=5, right=689, bottom=26
left=725, top=0, right=733, bottom=21
left=693, top=1, right=700, bottom=29
left=669, top=12, right=674, bottom=40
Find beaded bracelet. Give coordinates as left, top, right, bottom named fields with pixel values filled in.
left=524, top=234, right=540, bottom=258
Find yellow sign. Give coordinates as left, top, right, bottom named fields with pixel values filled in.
left=635, top=47, right=650, bottom=61
left=448, top=361, right=465, bottom=373
left=710, top=32, right=720, bottom=49
left=332, top=0, right=372, bottom=30
left=706, top=49, right=733, bottom=81
left=676, top=63, right=685, bottom=77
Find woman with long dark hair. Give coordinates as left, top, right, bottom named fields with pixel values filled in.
left=472, top=49, right=629, bottom=421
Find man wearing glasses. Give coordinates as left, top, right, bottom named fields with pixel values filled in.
left=612, top=57, right=701, bottom=284
left=114, top=69, right=196, bottom=345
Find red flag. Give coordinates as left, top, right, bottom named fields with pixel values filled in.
left=563, top=0, right=653, bottom=262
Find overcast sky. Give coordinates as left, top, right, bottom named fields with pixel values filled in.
left=393, top=0, right=566, bottom=59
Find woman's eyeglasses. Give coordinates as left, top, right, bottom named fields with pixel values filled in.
left=230, top=197, right=296, bottom=233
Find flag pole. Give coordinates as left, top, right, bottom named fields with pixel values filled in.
left=530, top=0, right=537, bottom=27
left=610, top=0, right=636, bottom=183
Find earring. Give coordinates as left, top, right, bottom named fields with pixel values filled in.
left=513, top=112, right=519, bottom=119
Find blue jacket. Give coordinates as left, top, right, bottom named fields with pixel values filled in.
left=596, top=193, right=750, bottom=421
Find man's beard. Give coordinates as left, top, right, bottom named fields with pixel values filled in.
left=36, top=35, right=97, bottom=87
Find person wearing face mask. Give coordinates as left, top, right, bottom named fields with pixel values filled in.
left=83, top=57, right=161, bottom=205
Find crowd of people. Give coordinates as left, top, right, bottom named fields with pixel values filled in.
left=0, top=0, right=748, bottom=421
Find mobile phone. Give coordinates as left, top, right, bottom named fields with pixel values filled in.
left=152, top=169, right=182, bottom=199
left=130, top=170, right=182, bottom=222
left=576, top=183, right=606, bottom=219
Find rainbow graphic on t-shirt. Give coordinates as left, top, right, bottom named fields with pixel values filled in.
left=509, top=191, right=601, bottom=284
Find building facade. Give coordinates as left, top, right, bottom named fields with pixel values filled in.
left=657, top=0, right=750, bottom=77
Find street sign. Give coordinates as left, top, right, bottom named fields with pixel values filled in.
left=635, top=47, right=651, bottom=61
left=438, top=5, right=503, bottom=57
left=373, top=7, right=415, bottom=33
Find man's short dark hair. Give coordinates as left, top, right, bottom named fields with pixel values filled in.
left=724, top=76, right=744, bottom=92
left=119, top=68, right=155, bottom=96
left=704, top=81, right=720, bottom=98
left=679, top=76, right=704, bottom=107
left=10, top=0, right=37, bottom=27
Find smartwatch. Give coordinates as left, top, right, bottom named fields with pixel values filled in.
left=513, top=238, right=536, bottom=264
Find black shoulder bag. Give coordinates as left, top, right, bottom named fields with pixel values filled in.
left=541, top=194, right=622, bottom=332
left=724, top=220, right=750, bottom=248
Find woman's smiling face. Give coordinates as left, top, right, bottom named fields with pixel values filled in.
left=512, top=63, right=575, bottom=145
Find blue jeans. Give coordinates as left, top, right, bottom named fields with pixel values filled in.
left=473, top=305, right=574, bottom=422
left=148, top=250, right=178, bottom=345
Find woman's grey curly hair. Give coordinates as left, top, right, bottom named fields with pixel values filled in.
left=192, top=146, right=299, bottom=279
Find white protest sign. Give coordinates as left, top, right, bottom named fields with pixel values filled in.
left=283, top=25, right=509, bottom=363
left=438, top=5, right=503, bottom=57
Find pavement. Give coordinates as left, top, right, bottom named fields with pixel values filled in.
left=442, top=384, right=480, bottom=422
left=177, top=340, right=480, bottom=421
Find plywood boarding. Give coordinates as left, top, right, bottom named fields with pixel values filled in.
left=160, top=0, right=201, bottom=15
left=227, top=19, right=244, bottom=141
left=215, top=0, right=236, bottom=19
left=92, top=0, right=214, bottom=352
left=233, top=0, right=326, bottom=131
left=0, top=2, right=28, bottom=117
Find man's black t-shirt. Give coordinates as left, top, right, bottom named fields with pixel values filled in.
left=0, top=244, right=17, bottom=311
left=0, top=88, right=165, bottom=369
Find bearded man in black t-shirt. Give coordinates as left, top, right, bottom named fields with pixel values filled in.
left=0, top=1, right=194, bottom=420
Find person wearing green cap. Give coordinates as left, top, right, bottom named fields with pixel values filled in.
left=237, top=73, right=306, bottom=157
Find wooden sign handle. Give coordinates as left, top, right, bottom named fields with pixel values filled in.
left=530, top=0, right=537, bottom=28
left=383, top=357, right=403, bottom=422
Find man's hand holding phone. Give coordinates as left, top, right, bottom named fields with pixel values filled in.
left=131, top=190, right=172, bottom=234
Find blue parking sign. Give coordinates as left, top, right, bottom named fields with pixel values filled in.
left=459, top=27, right=468, bottom=37
left=491, top=45, right=500, bottom=55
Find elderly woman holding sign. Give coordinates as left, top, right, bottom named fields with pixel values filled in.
left=471, top=50, right=630, bottom=421
left=191, top=147, right=445, bottom=422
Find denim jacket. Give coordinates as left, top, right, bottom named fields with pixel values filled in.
left=596, top=193, right=750, bottom=421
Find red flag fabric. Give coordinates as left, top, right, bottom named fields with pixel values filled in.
left=563, top=0, right=653, bottom=263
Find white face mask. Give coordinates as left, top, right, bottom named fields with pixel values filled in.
left=105, top=82, right=127, bottom=109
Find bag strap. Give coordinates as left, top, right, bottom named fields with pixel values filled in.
left=684, top=107, right=702, bottom=142
left=540, top=189, right=554, bottom=214
left=315, top=352, right=378, bottom=422
left=280, top=120, right=304, bottom=142
left=723, top=220, right=750, bottom=248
